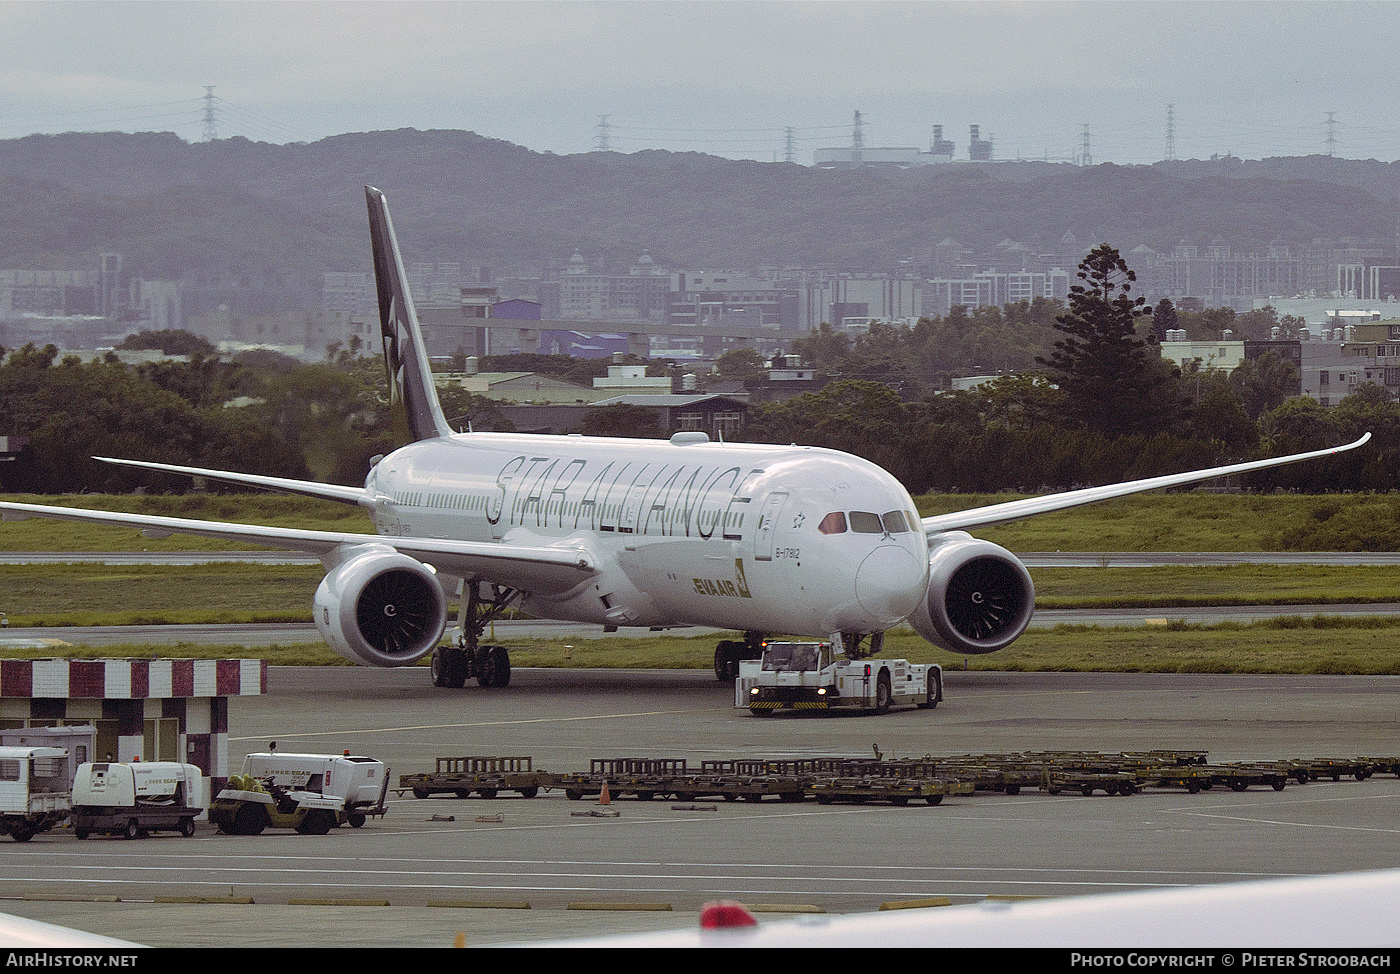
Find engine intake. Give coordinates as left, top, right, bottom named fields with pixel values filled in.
left=908, top=532, right=1035, bottom=655
left=314, top=546, right=447, bottom=666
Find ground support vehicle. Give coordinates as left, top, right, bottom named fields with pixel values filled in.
left=916, top=763, right=1030, bottom=795
left=0, top=747, right=71, bottom=842
left=400, top=757, right=543, bottom=799
left=210, top=751, right=389, bottom=836
left=1213, top=763, right=1290, bottom=791
left=544, top=758, right=693, bottom=802
left=71, top=762, right=207, bottom=839
left=677, top=761, right=809, bottom=803
left=1039, top=770, right=1140, bottom=796
left=1130, top=764, right=1231, bottom=794
left=676, top=773, right=807, bottom=803
left=1120, top=749, right=1209, bottom=767
left=1358, top=756, right=1400, bottom=777
left=1287, top=757, right=1377, bottom=781
left=810, top=775, right=974, bottom=806
left=406, top=747, right=1391, bottom=808
left=737, top=641, right=942, bottom=716
left=921, top=756, right=1135, bottom=797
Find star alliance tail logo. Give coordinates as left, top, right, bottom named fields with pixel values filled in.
left=383, top=294, right=407, bottom=410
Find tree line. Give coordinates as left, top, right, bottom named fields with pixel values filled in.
left=744, top=244, right=1392, bottom=494
left=2, top=245, right=1396, bottom=496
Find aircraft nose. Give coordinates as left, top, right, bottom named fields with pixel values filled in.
left=855, top=544, right=926, bottom=625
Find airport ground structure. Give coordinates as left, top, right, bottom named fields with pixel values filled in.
left=0, top=658, right=264, bottom=788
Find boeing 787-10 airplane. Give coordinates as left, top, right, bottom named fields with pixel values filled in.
left=0, top=188, right=1370, bottom=689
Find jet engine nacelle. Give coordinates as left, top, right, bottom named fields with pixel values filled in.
left=313, top=545, right=447, bottom=667
left=908, top=532, right=1035, bottom=655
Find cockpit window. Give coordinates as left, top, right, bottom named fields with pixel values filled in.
left=882, top=510, right=911, bottom=533
left=818, top=511, right=847, bottom=535
left=848, top=511, right=884, bottom=534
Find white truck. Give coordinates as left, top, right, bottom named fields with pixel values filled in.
left=209, top=751, right=389, bottom=836
left=71, top=761, right=208, bottom=840
left=0, top=746, right=73, bottom=842
left=737, top=641, right=943, bottom=716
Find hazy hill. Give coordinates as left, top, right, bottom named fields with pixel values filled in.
left=1, top=129, right=1398, bottom=284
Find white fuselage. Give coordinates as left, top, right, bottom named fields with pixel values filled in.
left=363, top=431, right=930, bottom=637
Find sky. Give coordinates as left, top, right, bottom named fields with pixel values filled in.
left=4, top=0, right=1400, bottom=165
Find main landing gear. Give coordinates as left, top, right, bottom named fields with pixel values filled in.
left=431, top=581, right=519, bottom=688
left=713, top=631, right=766, bottom=681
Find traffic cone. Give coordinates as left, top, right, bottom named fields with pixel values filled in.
left=598, top=782, right=611, bottom=805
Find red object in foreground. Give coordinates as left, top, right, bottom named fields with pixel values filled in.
left=699, top=901, right=760, bottom=929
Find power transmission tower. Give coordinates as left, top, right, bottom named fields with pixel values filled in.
left=1164, top=104, right=1176, bottom=161
left=1078, top=124, right=1092, bottom=166
left=594, top=115, right=611, bottom=152
left=201, top=86, right=219, bottom=142
left=852, top=109, right=864, bottom=165
left=1324, top=111, right=1337, bottom=157
left=784, top=126, right=796, bottom=164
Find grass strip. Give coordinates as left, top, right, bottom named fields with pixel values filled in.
left=6, top=616, right=1400, bottom=675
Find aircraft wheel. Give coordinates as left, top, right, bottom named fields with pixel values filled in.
left=431, top=646, right=468, bottom=688
left=490, top=645, right=511, bottom=687
left=713, top=641, right=740, bottom=681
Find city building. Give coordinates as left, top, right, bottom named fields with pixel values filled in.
left=559, top=252, right=675, bottom=323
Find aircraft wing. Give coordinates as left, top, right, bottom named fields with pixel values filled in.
left=93, top=456, right=370, bottom=505
left=524, top=868, right=1400, bottom=948
left=0, top=500, right=595, bottom=595
left=0, top=910, right=142, bottom=948
left=922, top=433, right=1371, bottom=536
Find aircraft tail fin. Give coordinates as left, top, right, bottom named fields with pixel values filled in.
left=365, top=186, right=454, bottom=442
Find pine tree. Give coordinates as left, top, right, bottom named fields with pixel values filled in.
left=1037, top=244, right=1180, bottom=436
left=1151, top=297, right=1177, bottom=343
